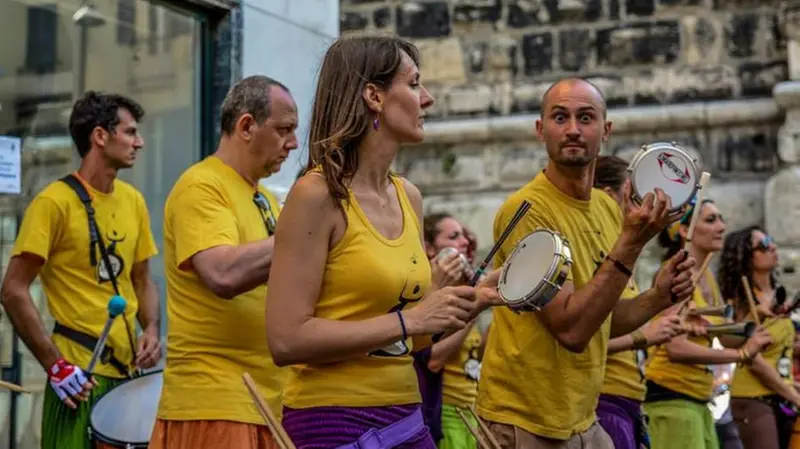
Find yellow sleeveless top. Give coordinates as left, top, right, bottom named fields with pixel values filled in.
left=282, top=174, right=432, bottom=409
left=645, top=270, right=724, bottom=401
left=731, top=317, right=796, bottom=398
left=442, top=325, right=483, bottom=408
left=601, top=278, right=647, bottom=401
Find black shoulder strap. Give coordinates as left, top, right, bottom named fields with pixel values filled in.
left=60, top=174, right=121, bottom=296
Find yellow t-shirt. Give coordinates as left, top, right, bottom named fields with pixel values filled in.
left=731, top=317, right=796, bottom=398
left=156, top=155, right=285, bottom=424
left=476, top=171, right=623, bottom=439
left=645, top=270, right=724, bottom=401
left=11, top=178, right=158, bottom=379
left=281, top=174, right=431, bottom=409
left=601, top=279, right=647, bottom=401
left=442, top=325, right=483, bottom=408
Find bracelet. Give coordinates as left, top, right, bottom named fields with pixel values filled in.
left=606, top=255, right=633, bottom=277
left=396, top=311, right=408, bottom=342
left=631, top=330, right=648, bottom=349
left=738, top=348, right=753, bottom=365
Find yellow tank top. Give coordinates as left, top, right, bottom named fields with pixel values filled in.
left=731, top=317, right=796, bottom=398
left=442, top=325, right=483, bottom=408
left=601, top=279, right=647, bottom=401
left=645, top=270, right=724, bottom=401
left=282, top=174, right=431, bottom=409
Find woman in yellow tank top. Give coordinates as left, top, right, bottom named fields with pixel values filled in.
left=719, top=225, right=799, bottom=449
left=413, top=212, right=487, bottom=449
left=265, top=36, right=502, bottom=449
left=643, top=199, right=772, bottom=449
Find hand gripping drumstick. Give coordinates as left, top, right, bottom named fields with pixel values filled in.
left=682, top=172, right=712, bottom=252
left=0, top=380, right=30, bottom=394
left=741, top=276, right=761, bottom=326
left=242, top=373, right=296, bottom=449
left=433, top=200, right=531, bottom=343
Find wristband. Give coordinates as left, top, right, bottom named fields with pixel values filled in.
left=631, top=330, right=648, bottom=350
left=606, top=255, right=633, bottom=277
left=396, top=311, right=408, bottom=342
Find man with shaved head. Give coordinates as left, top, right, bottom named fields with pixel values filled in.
left=476, top=77, right=698, bottom=448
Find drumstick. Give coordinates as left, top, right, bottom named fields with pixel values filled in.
left=741, top=276, right=761, bottom=326
left=692, top=253, right=713, bottom=284
left=242, top=373, right=296, bottom=449
left=0, top=380, right=30, bottom=394
left=469, top=200, right=531, bottom=287
left=469, top=405, right=503, bottom=449
left=456, top=408, right=491, bottom=449
left=683, top=172, right=711, bottom=252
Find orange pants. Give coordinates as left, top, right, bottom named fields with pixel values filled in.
left=790, top=418, right=800, bottom=449
left=147, top=419, right=280, bottom=449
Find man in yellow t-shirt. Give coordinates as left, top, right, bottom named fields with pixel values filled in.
left=476, top=78, right=698, bottom=448
left=149, top=75, right=299, bottom=449
left=0, top=91, right=161, bottom=449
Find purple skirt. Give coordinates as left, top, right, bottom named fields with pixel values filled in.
left=596, top=394, right=644, bottom=449
left=282, top=404, right=436, bottom=449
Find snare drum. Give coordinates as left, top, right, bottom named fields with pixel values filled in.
left=627, top=141, right=700, bottom=212
left=498, top=229, right=572, bottom=311
left=89, top=370, right=163, bottom=449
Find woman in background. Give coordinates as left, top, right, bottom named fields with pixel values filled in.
left=643, top=198, right=771, bottom=449
left=415, top=212, right=487, bottom=449
left=721, top=225, right=799, bottom=449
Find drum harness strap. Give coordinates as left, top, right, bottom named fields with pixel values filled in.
left=52, top=174, right=136, bottom=378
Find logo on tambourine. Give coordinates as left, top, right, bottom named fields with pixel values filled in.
left=657, top=152, right=691, bottom=184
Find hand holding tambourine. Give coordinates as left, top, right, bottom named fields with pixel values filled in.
left=620, top=181, right=686, bottom=247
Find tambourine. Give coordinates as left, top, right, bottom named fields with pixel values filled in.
left=436, top=247, right=474, bottom=279
left=627, top=141, right=701, bottom=212
left=497, top=229, right=572, bottom=312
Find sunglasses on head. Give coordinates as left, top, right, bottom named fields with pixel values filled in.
left=754, top=235, right=775, bottom=252
left=253, top=192, right=277, bottom=236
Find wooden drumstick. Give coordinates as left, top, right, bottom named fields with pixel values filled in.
left=741, top=276, right=761, bottom=326
left=242, top=373, right=296, bottom=449
left=456, top=408, right=491, bottom=449
left=692, top=253, right=713, bottom=284
left=0, top=380, right=30, bottom=394
left=683, top=172, right=712, bottom=252
left=468, top=405, right=503, bottom=449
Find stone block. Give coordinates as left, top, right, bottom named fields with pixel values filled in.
left=706, top=179, right=765, bottom=231
left=464, top=36, right=518, bottom=80
left=559, top=29, right=593, bottom=72
left=521, top=32, right=553, bottom=76
left=627, top=69, right=671, bottom=105
left=422, top=191, right=509, bottom=256
left=508, top=0, right=602, bottom=27
left=714, top=126, right=779, bottom=174
left=373, top=7, right=391, bottom=28
left=726, top=13, right=760, bottom=59
left=511, top=81, right=557, bottom=113
left=453, top=1, right=502, bottom=25
left=340, top=11, right=369, bottom=33
left=343, top=0, right=384, bottom=3
left=448, top=84, right=494, bottom=115
left=660, top=0, right=705, bottom=6
left=396, top=2, right=450, bottom=38
left=585, top=75, right=629, bottom=106
left=597, top=21, right=681, bottom=67
left=398, top=145, right=490, bottom=191
left=416, top=38, right=467, bottom=85
left=610, top=0, right=621, bottom=19
left=626, top=0, right=655, bottom=17
left=681, top=16, right=722, bottom=65
left=672, top=65, right=737, bottom=103
left=776, top=247, right=800, bottom=294
left=739, top=62, right=788, bottom=97
left=714, top=0, right=782, bottom=9
left=765, top=167, right=800, bottom=244
left=497, top=145, right=550, bottom=188
left=507, top=1, right=551, bottom=28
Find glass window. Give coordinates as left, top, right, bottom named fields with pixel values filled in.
left=0, top=0, right=203, bottom=445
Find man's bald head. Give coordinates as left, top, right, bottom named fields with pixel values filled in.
left=540, top=78, right=607, bottom=119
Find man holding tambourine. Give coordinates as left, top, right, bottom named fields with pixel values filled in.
left=475, top=78, right=699, bottom=448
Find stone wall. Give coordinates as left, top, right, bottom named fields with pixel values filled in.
left=340, top=0, right=800, bottom=291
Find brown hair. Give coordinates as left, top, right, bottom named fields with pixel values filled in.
left=303, top=35, right=421, bottom=209
left=593, top=155, right=629, bottom=192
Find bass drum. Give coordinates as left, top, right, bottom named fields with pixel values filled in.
left=90, top=370, right=163, bottom=449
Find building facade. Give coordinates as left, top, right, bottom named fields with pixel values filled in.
left=0, top=1, right=337, bottom=447
left=341, top=0, right=800, bottom=294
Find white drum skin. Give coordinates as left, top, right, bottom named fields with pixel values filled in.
left=627, top=141, right=700, bottom=213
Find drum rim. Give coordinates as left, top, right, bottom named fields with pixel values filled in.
left=499, top=229, right=562, bottom=306
left=89, top=369, right=163, bottom=446
left=628, top=142, right=700, bottom=211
